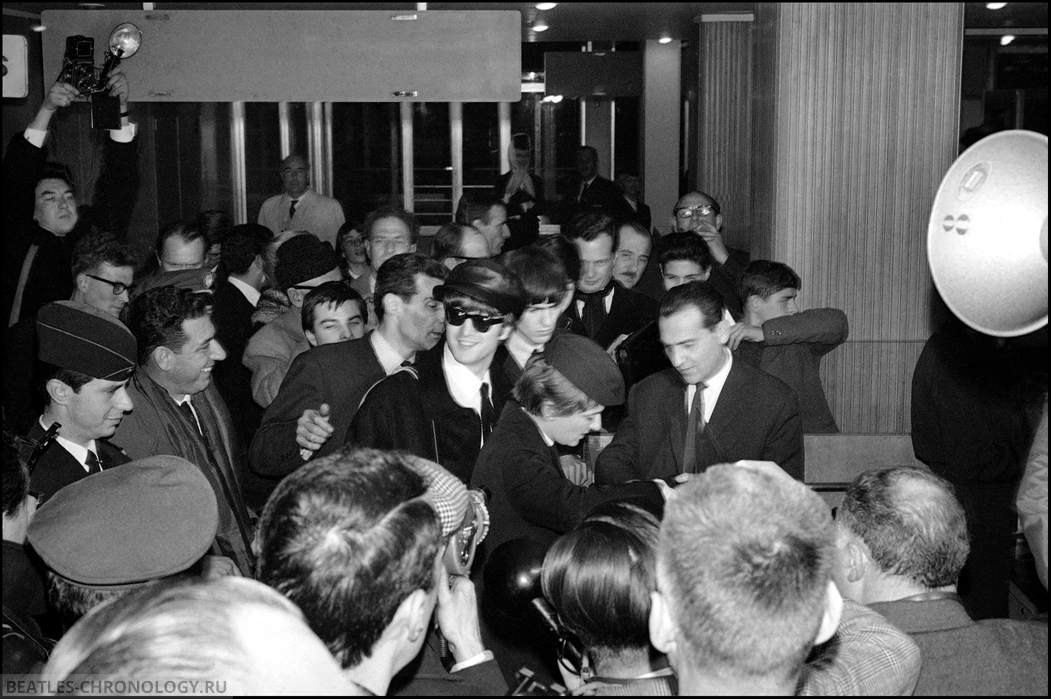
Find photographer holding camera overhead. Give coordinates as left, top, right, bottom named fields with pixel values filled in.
left=2, top=37, right=139, bottom=329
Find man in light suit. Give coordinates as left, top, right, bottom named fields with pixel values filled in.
left=595, top=281, right=803, bottom=484
left=257, top=154, right=345, bottom=248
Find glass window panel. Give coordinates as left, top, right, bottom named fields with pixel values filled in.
left=548, top=96, right=582, bottom=224
left=331, top=103, right=400, bottom=224
left=244, top=103, right=280, bottom=223
left=413, top=102, right=452, bottom=226
left=613, top=96, right=641, bottom=180
left=462, top=102, right=500, bottom=190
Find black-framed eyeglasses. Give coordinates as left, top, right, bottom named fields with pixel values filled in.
left=86, top=274, right=136, bottom=296
left=445, top=306, right=504, bottom=332
left=674, top=204, right=717, bottom=218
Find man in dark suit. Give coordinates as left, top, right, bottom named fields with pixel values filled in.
left=250, top=254, right=448, bottom=478
left=615, top=173, right=651, bottom=230
left=211, top=223, right=271, bottom=447
left=563, top=212, right=659, bottom=351
left=569, top=146, right=633, bottom=222
left=27, top=302, right=137, bottom=505
left=595, top=281, right=803, bottom=484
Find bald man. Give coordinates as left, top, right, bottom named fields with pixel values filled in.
left=258, top=154, right=345, bottom=248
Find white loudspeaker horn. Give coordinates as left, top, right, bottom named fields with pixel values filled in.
left=928, top=130, right=1048, bottom=337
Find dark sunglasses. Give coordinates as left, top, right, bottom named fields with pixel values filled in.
left=87, top=274, right=136, bottom=296
left=445, top=306, right=504, bottom=332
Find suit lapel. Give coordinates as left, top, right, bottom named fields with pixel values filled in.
left=666, top=381, right=687, bottom=473
left=704, top=361, right=746, bottom=463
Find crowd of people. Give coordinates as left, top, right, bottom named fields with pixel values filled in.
left=3, top=72, right=1046, bottom=696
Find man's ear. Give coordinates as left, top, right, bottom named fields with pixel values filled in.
left=75, top=273, right=91, bottom=295
left=287, top=288, right=305, bottom=309
left=304, top=329, right=319, bottom=348
left=152, top=345, right=173, bottom=372
left=45, top=379, right=73, bottom=407
left=382, top=292, right=402, bottom=320
left=715, top=213, right=724, bottom=231
left=713, top=317, right=732, bottom=345
left=648, top=590, right=677, bottom=656
left=394, top=588, right=431, bottom=644
left=814, top=581, right=844, bottom=646
left=408, top=243, right=417, bottom=254
left=497, top=322, right=513, bottom=342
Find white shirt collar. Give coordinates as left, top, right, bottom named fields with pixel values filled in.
left=227, top=276, right=261, bottom=307
left=370, top=330, right=410, bottom=375
left=443, top=343, right=490, bottom=414
left=685, top=349, right=733, bottom=424
left=40, top=417, right=96, bottom=473
left=506, top=331, right=543, bottom=370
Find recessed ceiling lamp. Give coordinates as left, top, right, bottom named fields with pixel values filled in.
left=536, top=3, right=558, bottom=10
left=1000, top=34, right=1015, bottom=45
left=32, top=24, right=46, bottom=32
left=533, top=20, right=549, bottom=32
left=659, top=35, right=672, bottom=44
left=986, top=2, right=1007, bottom=9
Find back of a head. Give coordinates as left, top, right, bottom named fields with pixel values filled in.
left=838, top=467, right=969, bottom=589
left=542, top=502, right=660, bottom=656
left=455, top=191, right=501, bottom=227
left=256, top=447, right=442, bottom=669
left=533, top=235, right=581, bottom=286
left=156, top=220, right=206, bottom=254
left=42, top=577, right=352, bottom=695
left=432, top=222, right=477, bottom=261
left=221, top=223, right=272, bottom=277
left=501, top=246, right=568, bottom=306
left=658, top=464, right=834, bottom=683
left=741, top=260, right=801, bottom=302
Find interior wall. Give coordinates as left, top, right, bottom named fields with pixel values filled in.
left=642, top=39, right=682, bottom=236
left=751, top=2, right=965, bottom=433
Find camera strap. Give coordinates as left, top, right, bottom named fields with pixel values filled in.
left=9, top=244, right=40, bottom=327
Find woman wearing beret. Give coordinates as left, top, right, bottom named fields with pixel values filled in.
left=471, top=333, right=665, bottom=554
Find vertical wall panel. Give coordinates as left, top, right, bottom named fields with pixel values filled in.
left=698, top=20, right=753, bottom=252
left=752, top=3, right=963, bottom=433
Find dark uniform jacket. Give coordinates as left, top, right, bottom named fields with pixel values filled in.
left=471, top=402, right=664, bottom=554
left=595, top=358, right=804, bottom=484
left=26, top=421, right=131, bottom=505
left=349, top=344, right=514, bottom=484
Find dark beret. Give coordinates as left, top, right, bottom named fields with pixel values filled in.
left=131, top=267, right=216, bottom=301
left=545, top=332, right=625, bottom=407
left=26, top=456, right=219, bottom=590
left=36, top=301, right=137, bottom=381
left=275, top=234, right=340, bottom=289
left=434, top=259, right=526, bottom=316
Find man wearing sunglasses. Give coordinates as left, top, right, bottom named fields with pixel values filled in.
left=671, top=191, right=749, bottom=321
left=4, top=233, right=137, bottom=437
left=349, top=259, right=525, bottom=485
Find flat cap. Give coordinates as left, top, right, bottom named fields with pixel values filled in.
left=27, top=456, right=219, bottom=590
left=130, top=268, right=215, bottom=301
left=545, top=332, right=625, bottom=407
left=402, top=454, right=489, bottom=543
left=434, top=259, right=526, bottom=317
left=37, top=301, right=137, bottom=381
left=275, top=234, right=340, bottom=289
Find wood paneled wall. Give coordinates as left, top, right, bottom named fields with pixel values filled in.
left=698, top=19, right=753, bottom=253
left=746, top=3, right=963, bottom=433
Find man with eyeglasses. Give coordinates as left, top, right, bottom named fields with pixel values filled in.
left=4, top=233, right=138, bottom=436
left=349, top=259, right=524, bottom=485
left=350, top=205, right=419, bottom=330
left=671, top=191, right=748, bottom=320
left=243, top=234, right=342, bottom=408
left=251, top=254, right=448, bottom=479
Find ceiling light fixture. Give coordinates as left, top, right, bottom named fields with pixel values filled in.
left=985, top=2, right=1007, bottom=9
left=32, top=24, right=46, bottom=32
left=533, top=21, right=549, bottom=32
left=659, top=35, right=672, bottom=44
left=536, top=3, right=558, bottom=10
left=1000, top=34, right=1015, bottom=45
